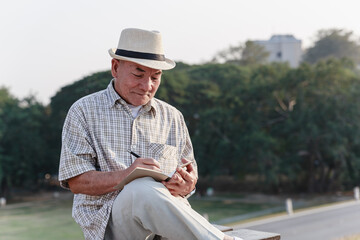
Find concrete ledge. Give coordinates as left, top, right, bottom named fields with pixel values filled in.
left=227, top=229, right=280, bottom=240
left=213, top=224, right=280, bottom=240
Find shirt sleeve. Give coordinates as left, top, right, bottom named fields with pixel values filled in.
left=58, top=103, right=97, bottom=189
left=179, top=113, right=198, bottom=178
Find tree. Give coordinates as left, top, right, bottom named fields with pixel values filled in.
left=240, top=41, right=270, bottom=65
left=211, top=44, right=242, bottom=64
left=177, top=63, right=290, bottom=187
left=174, top=60, right=360, bottom=193
left=272, top=59, right=360, bottom=192
left=44, top=58, right=360, bottom=193
left=156, top=62, right=191, bottom=108
left=48, top=71, right=112, bottom=166
left=303, top=29, right=360, bottom=64
left=0, top=89, right=50, bottom=194
left=211, top=41, right=269, bottom=66
left=0, top=88, right=18, bottom=197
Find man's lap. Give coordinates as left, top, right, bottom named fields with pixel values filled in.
left=105, top=177, right=224, bottom=240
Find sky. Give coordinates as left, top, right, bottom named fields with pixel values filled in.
left=1, top=0, right=359, bottom=104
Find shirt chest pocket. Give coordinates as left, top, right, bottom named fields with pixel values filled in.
left=148, top=143, right=179, bottom=175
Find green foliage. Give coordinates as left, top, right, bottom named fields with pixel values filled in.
left=0, top=88, right=17, bottom=193
left=2, top=56, right=360, bottom=194
left=48, top=71, right=112, bottom=165
left=240, top=41, right=270, bottom=65
left=157, top=60, right=360, bottom=193
left=0, top=199, right=83, bottom=239
left=0, top=71, right=112, bottom=195
left=0, top=89, right=51, bottom=193
left=303, top=29, right=360, bottom=65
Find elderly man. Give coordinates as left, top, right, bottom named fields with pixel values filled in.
left=59, top=28, right=239, bottom=240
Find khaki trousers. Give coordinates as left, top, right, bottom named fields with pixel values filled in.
left=105, top=177, right=224, bottom=240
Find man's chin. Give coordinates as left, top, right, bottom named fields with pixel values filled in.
left=130, top=98, right=151, bottom=106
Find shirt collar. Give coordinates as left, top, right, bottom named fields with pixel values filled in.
left=106, top=79, right=157, bottom=116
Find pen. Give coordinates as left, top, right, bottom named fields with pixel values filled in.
left=127, top=150, right=172, bottom=182
left=128, top=150, right=141, bottom=158
left=128, top=150, right=193, bottom=169
left=168, top=161, right=194, bottom=179
left=179, top=161, right=194, bottom=168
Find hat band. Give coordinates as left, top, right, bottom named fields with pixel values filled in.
left=115, top=49, right=165, bottom=61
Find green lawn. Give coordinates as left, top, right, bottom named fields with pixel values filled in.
left=5, top=192, right=346, bottom=239
left=0, top=193, right=279, bottom=239
left=0, top=199, right=83, bottom=240
left=189, top=198, right=279, bottom=222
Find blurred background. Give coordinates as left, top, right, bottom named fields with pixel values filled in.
left=1, top=0, right=360, bottom=239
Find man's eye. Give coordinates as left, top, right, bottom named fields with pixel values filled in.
left=132, top=73, right=142, bottom=77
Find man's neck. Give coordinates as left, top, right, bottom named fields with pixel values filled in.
left=127, top=104, right=142, bottom=118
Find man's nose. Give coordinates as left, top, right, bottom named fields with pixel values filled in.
left=139, top=77, right=152, bottom=92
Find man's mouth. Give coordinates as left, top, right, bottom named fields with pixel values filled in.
left=134, top=92, right=149, bottom=97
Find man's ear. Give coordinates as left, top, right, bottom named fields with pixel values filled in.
left=111, top=59, right=119, bottom=78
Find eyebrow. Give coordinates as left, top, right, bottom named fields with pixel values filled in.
left=135, top=67, right=146, bottom=72
left=135, top=67, right=162, bottom=75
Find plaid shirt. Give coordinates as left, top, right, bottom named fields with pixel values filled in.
left=58, top=80, right=197, bottom=240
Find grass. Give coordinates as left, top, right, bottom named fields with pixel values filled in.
left=189, top=198, right=279, bottom=222
left=0, top=192, right=277, bottom=239
left=0, top=191, right=353, bottom=239
left=0, top=199, right=83, bottom=240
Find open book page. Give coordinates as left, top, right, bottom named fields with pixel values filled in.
left=113, top=167, right=172, bottom=190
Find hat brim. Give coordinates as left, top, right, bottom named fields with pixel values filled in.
left=109, top=48, right=176, bottom=70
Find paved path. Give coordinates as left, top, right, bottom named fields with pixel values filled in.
left=231, top=200, right=360, bottom=240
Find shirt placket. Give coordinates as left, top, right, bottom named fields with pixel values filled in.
left=117, top=100, right=137, bottom=166
left=130, top=117, right=139, bottom=163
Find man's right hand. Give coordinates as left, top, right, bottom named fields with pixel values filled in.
left=128, top=158, right=161, bottom=172
left=68, top=158, right=161, bottom=196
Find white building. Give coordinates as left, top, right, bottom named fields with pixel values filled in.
left=254, top=35, right=302, bottom=68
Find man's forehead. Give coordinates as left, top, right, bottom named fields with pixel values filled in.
left=127, top=61, right=162, bottom=73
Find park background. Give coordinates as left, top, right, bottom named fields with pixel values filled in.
left=1, top=0, right=360, bottom=239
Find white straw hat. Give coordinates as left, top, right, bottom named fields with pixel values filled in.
left=108, top=28, right=176, bottom=70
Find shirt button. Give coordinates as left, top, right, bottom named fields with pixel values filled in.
left=131, top=144, right=137, bottom=150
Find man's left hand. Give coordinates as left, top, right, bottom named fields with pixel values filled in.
left=162, top=158, right=197, bottom=197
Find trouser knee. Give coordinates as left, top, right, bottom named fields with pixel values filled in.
left=124, top=177, right=166, bottom=200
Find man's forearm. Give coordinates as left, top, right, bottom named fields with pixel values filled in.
left=67, top=158, right=161, bottom=196
left=68, top=169, right=129, bottom=196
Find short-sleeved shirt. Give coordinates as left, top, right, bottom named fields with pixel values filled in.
left=58, top=79, right=197, bottom=240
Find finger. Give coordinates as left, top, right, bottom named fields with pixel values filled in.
left=162, top=177, right=176, bottom=186
left=171, top=172, right=191, bottom=190
left=177, top=167, right=194, bottom=182
left=181, top=158, right=190, bottom=164
left=180, top=158, right=194, bottom=172
left=168, top=173, right=185, bottom=185
left=132, top=159, right=161, bottom=172
left=164, top=182, right=178, bottom=191
left=141, top=158, right=161, bottom=169
left=172, top=172, right=183, bottom=181
left=162, top=181, right=181, bottom=195
left=168, top=189, right=179, bottom=197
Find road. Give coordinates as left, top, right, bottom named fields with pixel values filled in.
left=232, top=201, right=360, bottom=240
